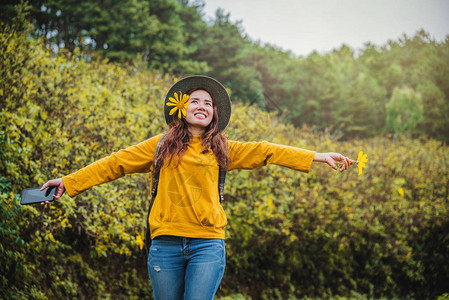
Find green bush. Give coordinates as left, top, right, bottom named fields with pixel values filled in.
left=1, top=18, right=163, bottom=298
left=222, top=131, right=449, bottom=299
left=1, top=17, right=449, bottom=300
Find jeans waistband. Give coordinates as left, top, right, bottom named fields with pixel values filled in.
left=153, top=235, right=184, bottom=241
left=153, top=235, right=224, bottom=242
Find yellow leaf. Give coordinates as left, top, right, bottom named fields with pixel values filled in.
left=136, top=235, right=144, bottom=250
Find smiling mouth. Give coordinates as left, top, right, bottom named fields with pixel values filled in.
left=194, top=113, right=207, bottom=119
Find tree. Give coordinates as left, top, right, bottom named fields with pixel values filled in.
left=7, top=0, right=186, bottom=66
left=173, top=0, right=211, bottom=74
left=386, top=87, right=423, bottom=135
left=186, top=8, right=265, bottom=106
left=417, top=81, right=449, bottom=139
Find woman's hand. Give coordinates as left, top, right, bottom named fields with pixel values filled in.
left=40, top=178, right=66, bottom=205
left=314, top=152, right=354, bottom=172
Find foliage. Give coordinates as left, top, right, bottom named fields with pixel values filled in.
left=1, top=16, right=166, bottom=298
left=2, top=12, right=449, bottom=300
left=223, top=106, right=449, bottom=299
left=386, top=87, right=423, bottom=135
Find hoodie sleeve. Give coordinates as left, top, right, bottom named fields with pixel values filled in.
left=62, top=135, right=162, bottom=197
left=227, top=140, right=315, bottom=173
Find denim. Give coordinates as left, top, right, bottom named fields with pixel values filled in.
left=148, top=236, right=225, bottom=300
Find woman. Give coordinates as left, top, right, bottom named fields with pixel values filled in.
left=41, top=75, right=353, bottom=299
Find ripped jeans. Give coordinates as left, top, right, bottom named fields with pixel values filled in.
left=147, top=236, right=226, bottom=300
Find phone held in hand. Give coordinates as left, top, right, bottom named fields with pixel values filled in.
left=20, top=186, right=57, bottom=205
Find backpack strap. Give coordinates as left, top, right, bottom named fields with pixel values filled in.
left=218, top=158, right=227, bottom=204
left=219, top=142, right=228, bottom=203
left=151, top=135, right=166, bottom=199
left=144, top=134, right=166, bottom=255
left=218, top=165, right=227, bottom=203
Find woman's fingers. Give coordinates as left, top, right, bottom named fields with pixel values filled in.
left=325, top=153, right=355, bottom=172
left=54, top=185, right=64, bottom=199
left=41, top=179, right=57, bottom=190
left=336, top=156, right=354, bottom=172
left=40, top=178, right=65, bottom=204
left=344, top=157, right=350, bottom=171
left=40, top=181, right=49, bottom=191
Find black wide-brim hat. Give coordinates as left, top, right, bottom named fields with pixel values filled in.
left=164, top=75, right=231, bottom=131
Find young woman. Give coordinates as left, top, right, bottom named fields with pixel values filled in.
left=41, top=75, right=353, bottom=300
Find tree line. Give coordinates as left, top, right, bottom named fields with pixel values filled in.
left=2, top=0, right=449, bottom=140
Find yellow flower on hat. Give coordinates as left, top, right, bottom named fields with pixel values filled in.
left=357, top=151, right=368, bottom=175
left=167, top=91, right=190, bottom=119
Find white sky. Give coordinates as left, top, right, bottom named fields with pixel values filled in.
left=202, top=0, right=449, bottom=56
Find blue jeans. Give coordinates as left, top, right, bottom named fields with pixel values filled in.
left=147, top=236, right=226, bottom=300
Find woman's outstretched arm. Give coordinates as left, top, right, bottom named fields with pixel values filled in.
left=39, top=135, right=162, bottom=205
left=227, top=140, right=353, bottom=173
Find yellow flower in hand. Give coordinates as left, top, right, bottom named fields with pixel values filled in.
left=357, top=151, right=368, bottom=175
left=167, top=91, right=190, bottom=119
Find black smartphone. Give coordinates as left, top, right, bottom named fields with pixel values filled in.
left=20, top=186, right=57, bottom=205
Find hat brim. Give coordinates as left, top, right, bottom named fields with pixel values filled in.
left=164, top=75, right=231, bottom=131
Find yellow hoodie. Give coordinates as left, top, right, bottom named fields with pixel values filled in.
left=62, top=134, right=315, bottom=239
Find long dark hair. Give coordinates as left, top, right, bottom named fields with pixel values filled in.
left=157, top=88, right=229, bottom=169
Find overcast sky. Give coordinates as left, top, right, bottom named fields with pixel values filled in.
left=202, top=0, right=449, bottom=56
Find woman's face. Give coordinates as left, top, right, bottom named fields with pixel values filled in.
left=185, top=89, right=214, bottom=135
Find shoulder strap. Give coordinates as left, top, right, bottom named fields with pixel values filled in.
left=144, top=134, right=166, bottom=255
left=151, top=134, right=166, bottom=199
left=218, top=143, right=228, bottom=203
left=218, top=166, right=226, bottom=203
